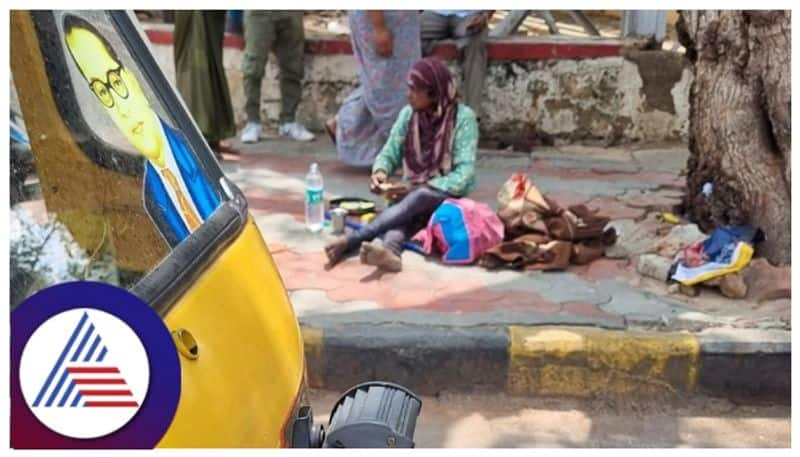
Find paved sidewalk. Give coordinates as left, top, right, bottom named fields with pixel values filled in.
left=223, top=137, right=789, bottom=332
left=221, top=136, right=790, bottom=401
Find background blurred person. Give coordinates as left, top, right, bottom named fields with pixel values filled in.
left=173, top=10, right=238, bottom=158
left=326, top=11, right=420, bottom=167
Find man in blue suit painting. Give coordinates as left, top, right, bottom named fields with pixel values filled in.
left=64, top=15, right=220, bottom=247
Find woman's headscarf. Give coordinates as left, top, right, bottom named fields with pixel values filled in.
left=403, top=57, right=458, bottom=185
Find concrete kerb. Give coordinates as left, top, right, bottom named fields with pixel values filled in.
left=300, top=323, right=790, bottom=404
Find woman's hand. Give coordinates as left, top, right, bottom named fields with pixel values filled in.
left=373, top=25, right=394, bottom=57
left=384, top=185, right=409, bottom=204
left=367, top=11, right=393, bottom=57
left=370, top=170, right=388, bottom=193
left=467, top=11, right=493, bottom=32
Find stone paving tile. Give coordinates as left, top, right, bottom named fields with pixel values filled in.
left=244, top=187, right=305, bottom=221
left=324, top=258, right=382, bottom=282
left=489, top=291, right=563, bottom=313
left=617, top=188, right=684, bottom=210
left=560, top=300, right=625, bottom=323
left=315, top=264, right=441, bottom=307
left=570, top=258, right=635, bottom=283
left=532, top=175, right=654, bottom=197
left=532, top=160, right=642, bottom=181
left=380, top=270, right=443, bottom=309
left=532, top=272, right=612, bottom=305
left=546, top=191, right=591, bottom=208
left=475, top=154, right=533, bottom=170
left=283, top=270, right=343, bottom=292
left=266, top=242, right=289, bottom=254
left=298, top=309, right=627, bottom=329
left=483, top=270, right=555, bottom=295
left=240, top=154, right=313, bottom=175
left=289, top=289, right=382, bottom=316
left=427, top=280, right=510, bottom=312
left=253, top=213, right=328, bottom=253
left=325, top=277, right=390, bottom=303
left=271, top=250, right=343, bottom=290
left=595, top=279, right=688, bottom=325
left=550, top=145, right=636, bottom=163
left=631, top=147, right=690, bottom=173
left=636, top=170, right=686, bottom=189
left=540, top=157, right=641, bottom=173
left=756, top=299, right=791, bottom=322
left=408, top=256, right=495, bottom=284
left=605, top=215, right=664, bottom=259
left=482, top=268, right=611, bottom=306
left=585, top=196, right=647, bottom=220
left=228, top=167, right=307, bottom=197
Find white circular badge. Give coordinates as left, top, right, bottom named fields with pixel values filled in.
left=19, top=308, right=150, bottom=439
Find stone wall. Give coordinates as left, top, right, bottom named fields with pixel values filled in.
left=148, top=38, right=691, bottom=146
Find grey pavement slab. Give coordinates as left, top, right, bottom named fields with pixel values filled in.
left=697, top=327, right=791, bottom=354
left=289, top=289, right=381, bottom=315
left=595, top=279, right=689, bottom=325
left=298, top=308, right=626, bottom=330
left=631, top=146, right=690, bottom=173
left=484, top=270, right=612, bottom=305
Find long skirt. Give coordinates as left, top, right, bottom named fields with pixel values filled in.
left=334, top=11, right=421, bottom=167
left=173, top=11, right=236, bottom=143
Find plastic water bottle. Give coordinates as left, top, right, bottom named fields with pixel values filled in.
left=305, top=163, right=325, bottom=232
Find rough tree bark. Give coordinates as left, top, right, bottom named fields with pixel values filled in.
left=677, top=11, right=791, bottom=265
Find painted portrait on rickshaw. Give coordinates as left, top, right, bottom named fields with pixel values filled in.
left=62, top=14, right=221, bottom=247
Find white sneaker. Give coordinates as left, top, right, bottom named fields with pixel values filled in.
left=240, top=122, right=262, bottom=143
left=279, top=122, right=315, bottom=142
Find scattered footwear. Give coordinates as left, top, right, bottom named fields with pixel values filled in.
left=279, top=122, right=315, bottom=142
left=240, top=122, right=262, bottom=143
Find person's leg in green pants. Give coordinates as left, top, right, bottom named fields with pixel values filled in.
left=241, top=11, right=314, bottom=143
left=240, top=11, right=275, bottom=143
left=274, top=11, right=314, bottom=141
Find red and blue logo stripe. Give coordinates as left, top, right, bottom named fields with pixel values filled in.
left=32, top=312, right=138, bottom=408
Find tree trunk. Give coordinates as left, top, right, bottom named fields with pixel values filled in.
left=677, top=11, right=790, bottom=265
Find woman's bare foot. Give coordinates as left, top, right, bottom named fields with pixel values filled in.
left=359, top=240, right=402, bottom=272
left=324, top=237, right=349, bottom=268
left=325, top=118, right=337, bottom=145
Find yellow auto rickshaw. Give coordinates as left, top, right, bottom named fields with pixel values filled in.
left=10, top=10, right=419, bottom=448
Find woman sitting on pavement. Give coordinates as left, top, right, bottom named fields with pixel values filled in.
left=325, top=57, right=478, bottom=272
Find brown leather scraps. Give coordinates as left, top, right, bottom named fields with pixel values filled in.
left=545, top=204, right=610, bottom=242
left=479, top=235, right=572, bottom=271
left=483, top=173, right=618, bottom=271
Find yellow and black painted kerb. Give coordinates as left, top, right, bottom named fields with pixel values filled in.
left=300, top=324, right=789, bottom=403
left=507, top=326, right=698, bottom=397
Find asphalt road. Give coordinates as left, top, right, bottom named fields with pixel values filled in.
left=309, top=389, right=790, bottom=448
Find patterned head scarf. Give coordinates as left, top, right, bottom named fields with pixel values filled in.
left=403, top=58, right=458, bottom=184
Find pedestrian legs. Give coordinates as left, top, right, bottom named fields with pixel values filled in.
left=453, top=14, right=488, bottom=117
left=242, top=11, right=276, bottom=123
left=346, top=187, right=448, bottom=251
left=273, top=12, right=305, bottom=124
left=420, top=11, right=450, bottom=56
